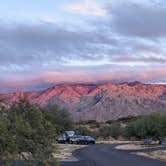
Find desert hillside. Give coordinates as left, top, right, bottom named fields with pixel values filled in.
left=1, top=81, right=166, bottom=121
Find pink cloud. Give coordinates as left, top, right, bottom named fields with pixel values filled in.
left=1, top=65, right=166, bottom=93
left=64, top=0, right=107, bottom=16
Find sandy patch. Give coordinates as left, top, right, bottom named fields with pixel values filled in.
left=115, top=144, right=146, bottom=150
left=115, top=143, right=162, bottom=150
left=136, top=150, right=166, bottom=161
left=53, top=144, right=87, bottom=162
left=97, top=140, right=140, bottom=145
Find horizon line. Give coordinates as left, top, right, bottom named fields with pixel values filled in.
left=1, top=80, right=166, bottom=95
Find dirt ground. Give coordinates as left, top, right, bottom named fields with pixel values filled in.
left=53, top=144, right=87, bottom=161
left=115, top=143, right=162, bottom=150
left=115, top=143, right=166, bottom=162
left=97, top=140, right=134, bottom=144
left=136, top=150, right=166, bottom=161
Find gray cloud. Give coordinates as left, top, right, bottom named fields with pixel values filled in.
left=111, top=56, right=166, bottom=64
left=1, top=63, right=166, bottom=93
left=0, top=22, right=119, bottom=68
left=109, top=1, right=166, bottom=38
left=0, top=0, right=166, bottom=92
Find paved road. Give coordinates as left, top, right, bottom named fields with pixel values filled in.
left=61, top=144, right=166, bottom=166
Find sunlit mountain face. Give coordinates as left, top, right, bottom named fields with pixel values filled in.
left=0, top=0, right=166, bottom=93
left=1, top=82, right=166, bottom=121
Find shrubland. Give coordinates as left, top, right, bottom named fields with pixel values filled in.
left=0, top=97, right=73, bottom=166
left=0, top=97, right=166, bottom=165
left=76, top=114, right=166, bottom=143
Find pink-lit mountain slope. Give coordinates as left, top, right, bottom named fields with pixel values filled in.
left=1, top=82, right=166, bottom=121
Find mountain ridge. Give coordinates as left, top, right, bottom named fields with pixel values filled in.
left=1, top=81, right=166, bottom=121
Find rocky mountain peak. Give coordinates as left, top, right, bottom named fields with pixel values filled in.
left=0, top=82, right=166, bottom=121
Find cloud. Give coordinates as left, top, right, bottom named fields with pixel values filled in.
left=1, top=63, right=166, bottom=93
left=64, top=0, right=107, bottom=16
left=0, top=0, right=166, bottom=92
left=0, top=21, right=165, bottom=91
left=0, top=21, right=119, bottom=71
left=108, top=0, right=166, bottom=38
left=111, top=56, right=166, bottom=64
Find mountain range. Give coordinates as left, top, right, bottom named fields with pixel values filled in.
left=1, top=81, right=166, bottom=121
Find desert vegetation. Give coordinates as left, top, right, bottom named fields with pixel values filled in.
left=0, top=98, right=73, bottom=166
left=76, top=114, right=166, bottom=143
left=126, top=114, right=166, bottom=144
left=0, top=97, right=166, bottom=165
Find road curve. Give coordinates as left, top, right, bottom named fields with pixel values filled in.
left=61, top=144, right=166, bottom=166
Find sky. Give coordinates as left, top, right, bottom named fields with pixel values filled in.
left=0, top=0, right=166, bottom=92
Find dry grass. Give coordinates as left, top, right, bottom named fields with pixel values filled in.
left=115, top=143, right=146, bottom=150
left=97, top=140, right=133, bottom=144
left=53, top=144, right=87, bottom=161
left=115, top=142, right=162, bottom=150
left=136, top=150, right=166, bottom=161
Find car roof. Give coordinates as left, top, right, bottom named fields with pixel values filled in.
left=65, top=131, right=75, bottom=136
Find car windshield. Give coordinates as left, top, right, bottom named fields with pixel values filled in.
left=66, top=131, right=75, bottom=137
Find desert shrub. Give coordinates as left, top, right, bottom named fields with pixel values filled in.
left=99, top=123, right=122, bottom=138
left=75, top=120, right=100, bottom=129
left=116, top=115, right=143, bottom=123
left=86, top=120, right=98, bottom=125
left=105, top=120, right=116, bottom=124
left=0, top=97, right=73, bottom=165
left=43, top=105, right=74, bottom=134
left=75, top=126, right=92, bottom=136
left=126, top=113, right=166, bottom=144
left=88, top=120, right=100, bottom=129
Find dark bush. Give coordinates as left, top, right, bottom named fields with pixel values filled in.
left=126, top=113, right=166, bottom=144
left=99, top=123, right=122, bottom=138
left=0, top=97, right=73, bottom=165
left=75, top=126, right=92, bottom=136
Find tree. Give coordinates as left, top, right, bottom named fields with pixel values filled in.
left=126, top=113, right=166, bottom=144
left=0, top=97, right=59, bottom=165
left=99, top=123, right=121, bottom=138
left=75, top=126, right=92, bottom=136
left=0, top=116, right=18, bottom=166
left=43, top=105, right=74, bottom=134
left=0, top=99, right=6, bottom=116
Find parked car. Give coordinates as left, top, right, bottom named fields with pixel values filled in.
left=162, top=138, right=166, bottom=145
left=69, top=135, right=82, bottom=144
left=81, top=136, right=96, bottom=144
left=70, top=135, right=95, bottom=144
left=57, top=131, right=75, bottom=143
left=57, top=131, right=95, bottom=145
left=143, top=138, right=152, bottom=145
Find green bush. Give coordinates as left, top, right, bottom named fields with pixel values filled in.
left=99, top=123, right=121, bottom=138
left=126, top=113, right=166, bottom=143
left=105, top=120, right=116, bottom=125
left=75, top=126, right=92, bottom=136
left=0, top=97, right=73, bottom=165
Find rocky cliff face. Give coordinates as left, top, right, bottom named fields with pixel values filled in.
left=1, top=82, right=166, bottom=121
